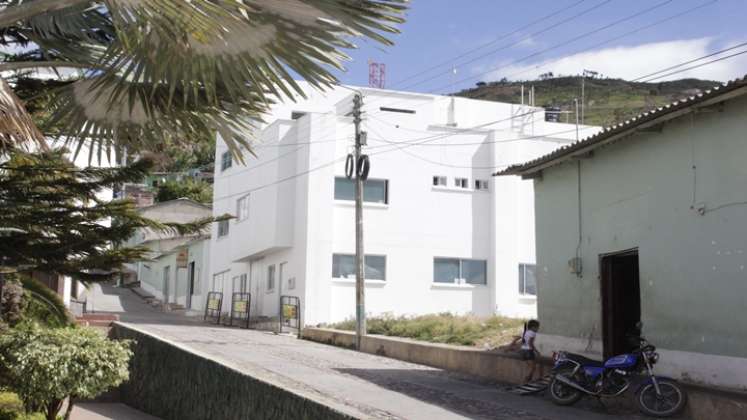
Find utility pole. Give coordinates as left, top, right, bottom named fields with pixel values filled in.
left=581, top=69, right=598, bottom=126
left=574, top=98, right=580, bottom=141
left=580, top=77, right=585, bottom=125
left=352, top=93, right=366, bottom=350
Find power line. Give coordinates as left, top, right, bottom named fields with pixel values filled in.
left=635, top=49, right=747, bottom=83
left=390, top=0, right=590, bottom=88
left=503, top=0, right=719, bottom=81
left=397, top=0, right=614, bottom=92
left=426, top=0, right=674, bottom=93
left=213, top=109, right=543, bottom=201
left=367, top=112, right=598, bottom=147
left=632, top=41, right=747, bottom=82
left=361, top=0, right=675, bottom=117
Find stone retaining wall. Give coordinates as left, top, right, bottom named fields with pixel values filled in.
left=302, top=327, right=539, bottom=384
left=111, top=323, right=355, bottom=420
left=303, top=328, right=747, bottom=420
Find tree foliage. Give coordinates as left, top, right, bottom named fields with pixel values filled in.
left=155, top=179, right=213, bottom=205
left=0, top=148, right=221, bottom=281
left=0, top=324, right=133, bottom=420
left=0, top=276, right=72, bottom=330
left=0, top=0, right=408, bottom=159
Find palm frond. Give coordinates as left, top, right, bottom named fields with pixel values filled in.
left=0, top=0, right=409, bottom=158
left=44, top=77, right=266, bottom=163
left=0, top=78, right=45, bottom=153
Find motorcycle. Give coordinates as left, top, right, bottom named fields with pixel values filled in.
left=549, top=336, right=687, bottom=417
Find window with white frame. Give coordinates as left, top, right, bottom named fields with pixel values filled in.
left=432, top=176, right=447, bottom=186
left=237, top=194, right=250, bottom=222
left=475, top=179, right=489, bottom=191
left=334, top=177, right=388, bottom=204
left=519, top=263, right=537, bottom=296
left=434, top=258, right=487, bottom=285
left=267, top=265, right=276, bottom=293
left=232, top=273, right=248, bottom=293
left=212, top=271, right=228, bottom=292
left=332, top=254, right=386, bottom=281
left=454, top=177, right=469, bottom=189
left=221, top=151, right=232, bottom=172
left=279, top=262, right=287, bottom=292
left=217, top=219, right=229, bottom=237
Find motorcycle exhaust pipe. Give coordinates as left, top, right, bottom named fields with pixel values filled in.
left=554, top=374, right=592, bottom=395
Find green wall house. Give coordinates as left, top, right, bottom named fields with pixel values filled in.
left=496, top=76, right=747, bottom=391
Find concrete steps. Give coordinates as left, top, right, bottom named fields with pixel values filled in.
left=75, top=313, right=120, bottom=328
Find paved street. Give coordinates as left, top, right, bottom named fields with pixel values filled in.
left=91, top=284, right=645, bottom=420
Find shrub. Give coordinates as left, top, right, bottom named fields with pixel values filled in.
left=329, top=313, right=525, bottom=347
left=0, top=275, right=74, bottom=328
left=0, top=325, right=133, bottom=420
left=0, top=392, right=44, bottom=420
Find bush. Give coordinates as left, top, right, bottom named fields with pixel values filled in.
left=155, top=178, right=212, bottom=204
left=0, top=325, right=133, bottom=420
left=328, top=313, right=525, bottom=347
left=0, top=392, right=44, bottom=420
left=0, top=275, right=74, bottom=328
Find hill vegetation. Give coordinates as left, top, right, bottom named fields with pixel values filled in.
left=455, top=76, right=721, bottom=127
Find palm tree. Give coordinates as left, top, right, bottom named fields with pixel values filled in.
left=0, top=1, right=408, bottom=158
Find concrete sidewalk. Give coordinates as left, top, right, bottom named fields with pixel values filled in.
left=71, top=403, right=160, bottom=420
left=93, top=284, right=645, bottom=420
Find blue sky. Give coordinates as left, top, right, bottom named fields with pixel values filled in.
left=334, top=0, right=747, bottom=93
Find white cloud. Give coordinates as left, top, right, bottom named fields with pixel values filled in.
left=478, top=38, right=747, bottom=83
left=513, top=36, right=539, bottom=50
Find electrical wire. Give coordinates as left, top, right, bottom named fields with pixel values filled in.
left=362, top=0, right=676, bottom=115
left=389, top=0, right=590, bottom=88
left=637, top=49, right=747, bottom=83
left=396, top=0, right=615, bottom=92
left=632, top=42, right=747, bottom=82
left=503, top=0, right=719, bottom=81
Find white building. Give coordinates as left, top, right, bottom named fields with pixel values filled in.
left=125, top=199, right=213, bottom=311
left=210, top=83, right=600, bottom=325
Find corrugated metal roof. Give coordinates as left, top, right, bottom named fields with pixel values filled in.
left=494, top=74, right=747, bottom=177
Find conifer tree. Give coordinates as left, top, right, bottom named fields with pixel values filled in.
left=0, top=148, right=219, bottom=281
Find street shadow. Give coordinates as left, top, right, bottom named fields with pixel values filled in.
left=333, top=368, right=646, bottom=420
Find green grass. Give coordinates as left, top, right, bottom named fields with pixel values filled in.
left=456, top=76, right=721, bottom=128
left=327, top=313, right=526, bottom=347
left=0, top=393, right=45, bottom=420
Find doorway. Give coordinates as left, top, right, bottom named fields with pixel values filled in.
left=187, top=262, right=196, bottom=309
left=600, top=249, right=641, bottom=359
left=163, top=266, right=171, bottom=304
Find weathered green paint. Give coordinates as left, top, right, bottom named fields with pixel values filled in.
left=534, top=95, right=747, bottom=358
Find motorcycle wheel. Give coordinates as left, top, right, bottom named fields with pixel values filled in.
left=637, top=380, right=687, bottom=418
left=549, top=370, right=583, bottom=406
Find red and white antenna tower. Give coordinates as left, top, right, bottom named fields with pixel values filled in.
left=368, top=60, right=386, bottom=89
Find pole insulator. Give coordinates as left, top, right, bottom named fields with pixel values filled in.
left=356, top=155, right=370, bottom=181
left=345, top=154, right=355, bottom=179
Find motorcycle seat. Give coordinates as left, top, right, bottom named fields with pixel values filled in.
left=564, top=352, right=605, bottom=368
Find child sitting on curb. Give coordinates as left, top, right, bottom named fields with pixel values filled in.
left=522, top=320, right=542, bottom=382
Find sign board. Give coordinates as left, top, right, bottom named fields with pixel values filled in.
left=282, top=304, right=297, bottom=320
left=203, top=291, right=224, bottom=325
left=207, top=298, right=221, bottom=311
left=233, top=300, right=248, bottom=313
left=230, top=292, right=251, bottom=328
left=176, top=249, right=189, bottom=268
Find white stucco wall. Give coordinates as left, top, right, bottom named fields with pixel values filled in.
left=210, top=83, right=600, bottom=325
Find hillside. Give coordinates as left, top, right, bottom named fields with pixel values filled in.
left=454, top=76, right=721, bottom=127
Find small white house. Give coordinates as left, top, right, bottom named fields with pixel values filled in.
left=125, top=198, right=213, bottom=310
left=210, top=83, right=601, bottom=325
